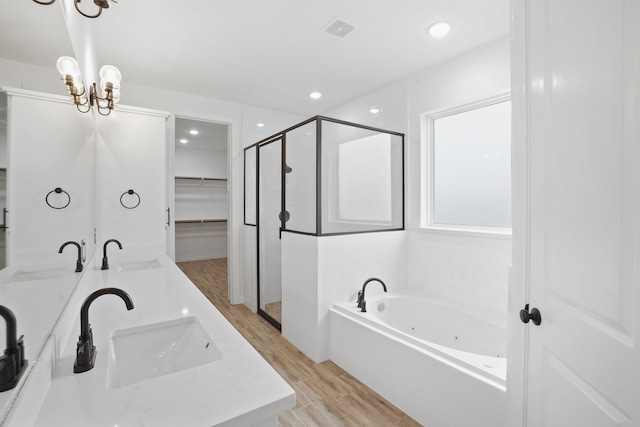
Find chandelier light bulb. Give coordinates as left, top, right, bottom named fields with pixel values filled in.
left=99, top=65, right=122, bottom=84
left=110, top=90, right=121, bottom=104
left=56, top=56, right=81, bottom=79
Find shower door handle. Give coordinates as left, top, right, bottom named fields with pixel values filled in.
left=2, top=208, right=7, bottom=231
left=520, top=304, right=542, bottom=325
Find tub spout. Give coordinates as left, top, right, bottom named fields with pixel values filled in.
left=357, top=278, right=387, bottom=313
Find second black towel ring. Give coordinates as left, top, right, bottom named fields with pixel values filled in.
left=46, top=187, right=71, bottom=209
left=120, top=189, right=141, bottom=209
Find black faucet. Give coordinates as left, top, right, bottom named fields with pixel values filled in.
left=357, top=278, right=388, bottom=313
left=101, top=239, right=123, bottom=270
left=74, top=288, right=134, bottom=373
left=0, top=305, right=28, bottom=392
left=59, top=240, right=83, bottom=272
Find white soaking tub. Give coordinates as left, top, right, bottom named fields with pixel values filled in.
left=329, top=293, right=506, bottom=427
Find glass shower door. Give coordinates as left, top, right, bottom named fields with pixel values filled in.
left=257, top=138, right=282, bottom=327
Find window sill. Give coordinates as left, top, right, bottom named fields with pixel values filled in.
left=417, top=224, right=512, bottom=240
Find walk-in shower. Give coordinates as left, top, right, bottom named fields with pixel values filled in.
left=244, top=116, right=404, bottom=329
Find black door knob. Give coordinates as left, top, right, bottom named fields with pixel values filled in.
left=520, top=304, right=542, bottom=325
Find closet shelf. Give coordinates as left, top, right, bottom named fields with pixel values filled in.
left=175, top=219, right=227, bottom=224
left=175, top=176, right=227, bottom=182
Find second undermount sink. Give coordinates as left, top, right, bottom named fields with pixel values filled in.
left=106, top=316, right=223, bottom=389
left=115, top=259, right=162, bottom=272
left=6, top=268, right=69, bottom=283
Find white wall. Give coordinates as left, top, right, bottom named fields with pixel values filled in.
left=174, top=146, right=227, bottom=179
left=406, top=37, right=511, bottom=320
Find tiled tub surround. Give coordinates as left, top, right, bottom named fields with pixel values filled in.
left=5, top=248, right=294, bottom=426
left=329, top=292, right=506, bottom=427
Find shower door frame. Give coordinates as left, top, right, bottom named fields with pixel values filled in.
left=254, top=135, right=287, bottom=330
left=245, top=115, right=405, bottom=330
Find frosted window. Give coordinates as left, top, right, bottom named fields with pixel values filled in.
left=432, top=100, right=511, bottom=228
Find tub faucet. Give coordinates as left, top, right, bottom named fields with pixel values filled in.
left=74, top=288, right=134, bottom=373
left=59, top=240, right=83, bottom=272
left=101, top=239, right=123, bottom=270
left=357, top=277, right=387, bottom=313
left=0, top=305, right=28, bottom=392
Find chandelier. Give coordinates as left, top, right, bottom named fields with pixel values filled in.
left=32, top=0, right=115, bottom=19
left=56, top=56, right=122, bottom=116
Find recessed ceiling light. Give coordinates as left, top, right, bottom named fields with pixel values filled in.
left=428, top=22, right=451, bottom=38
left=309, top=92, right=322, bottom=100
left=257, top=122, right=265, bottom=128
left=189, top=129, right=199, bottom=135
left=368, top=106, right=382, bottom=115
left=179, top=138, right=188, bottom=144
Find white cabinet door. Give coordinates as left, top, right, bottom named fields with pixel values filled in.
left=518, top=0, right=640, bottom=425
left=6, top=91, right=95, bottom=265
left=96, top=107, right=168, bottom=249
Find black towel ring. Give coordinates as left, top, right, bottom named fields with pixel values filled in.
left=46, top=187, right=71, bottom=209
left=120, top=189, right=141, bottom=209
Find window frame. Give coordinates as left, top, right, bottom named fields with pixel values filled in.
left=422, top=93, right=512, bottom=238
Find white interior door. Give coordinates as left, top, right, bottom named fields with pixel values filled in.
left=518, top=0, right=640, bottom=425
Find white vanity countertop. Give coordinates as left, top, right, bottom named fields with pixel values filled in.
left=31, top=253, right=295, bottom=426
left=0, top=263, right=83, bottom=420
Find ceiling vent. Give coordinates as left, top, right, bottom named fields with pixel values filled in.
left=323, top=19, right=355, bottom=38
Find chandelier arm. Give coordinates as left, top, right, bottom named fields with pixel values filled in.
left=74, top=0, right=102, bottom=18
left=96, top=105, right=112, bottom=116
left=75, top=102, right=91, bottom=114
left=32, top=0, right=57, bottom=4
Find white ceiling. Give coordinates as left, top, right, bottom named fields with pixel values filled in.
left=0, top=0, right=510, bottom=116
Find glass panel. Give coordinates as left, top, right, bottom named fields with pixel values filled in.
left=433, top=100, right=511, bottom=228
left=321, top=120, right=403, bottom=234
left=244, top=146, right=257, bottom=225
left=258, top=140, right=281, bottom=325
left=284, top=122, right=316, bottom=234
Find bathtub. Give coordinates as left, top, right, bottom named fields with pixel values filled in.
left=329, top=293, right=506, bottom=427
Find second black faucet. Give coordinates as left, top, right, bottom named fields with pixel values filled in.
left=101, top=239, right=123, bottom=270
left=58, top=240, right=84, bottom=272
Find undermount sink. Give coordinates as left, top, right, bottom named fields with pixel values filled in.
left=106, top=316, right=222, bottom=389
left=6, top=268, right=69, bottom=283
left=115, top=259, right=162, bottom=272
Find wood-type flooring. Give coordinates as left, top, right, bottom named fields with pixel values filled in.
left=177, top=258, right=422, bottom=427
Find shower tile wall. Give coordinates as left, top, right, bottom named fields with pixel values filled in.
left=282, top=231, right=408, bottom=362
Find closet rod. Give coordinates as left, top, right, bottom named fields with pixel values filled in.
left=175, top=219, right=227, bottom=224
left=175, top=176, right=227, bottom=182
